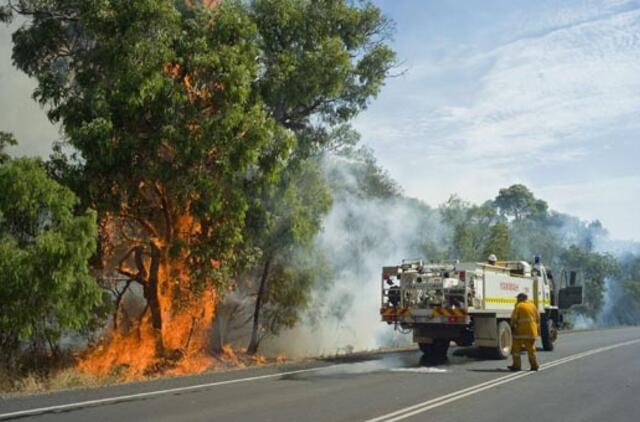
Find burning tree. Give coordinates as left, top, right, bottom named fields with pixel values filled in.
left=4, top=0, right=288, bottom=371
left=2, top=0, right=395, bottom=373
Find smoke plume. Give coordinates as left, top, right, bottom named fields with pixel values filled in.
left=264, top=153, right=450, bottom=356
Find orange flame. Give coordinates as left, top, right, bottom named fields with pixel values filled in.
left=80, top=213, right=225, bottom=379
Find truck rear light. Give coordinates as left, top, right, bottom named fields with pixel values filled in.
left=448, top=316, right=459, bottom=323
left=459, top=271, right=466, bottom=281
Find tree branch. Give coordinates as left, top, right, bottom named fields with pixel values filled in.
left=113, top=280, right=133, bottom=330
left=120, top=208, right=161, bottom=240
left=153, top=182, right=173, bottom=242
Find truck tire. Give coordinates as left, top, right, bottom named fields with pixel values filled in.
left=419, top=340, right=449, bottom=361
left=482, top=321, right=512, bottom=360
left=541, top=315, right=558, bottom=351
left=455, top=330, right=474, bottom=347
left=419, top=342, right=432, bottom=355
left=434, top=339, right=450, bottom=360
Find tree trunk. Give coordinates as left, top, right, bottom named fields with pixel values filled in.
left=211, top=312, right=226, bottom=354
left=247, top=256, right=272, bottom=355
left=144, top=243, right=165, bottom=357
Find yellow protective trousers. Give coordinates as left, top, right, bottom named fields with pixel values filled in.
left=511, top=339, right=539, bottom=370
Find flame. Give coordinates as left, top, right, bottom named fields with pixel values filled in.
left=79, top=290, right=218, bottom=379
left=78, top=322, right=157, bottom=379
left=80, top=213, right=224, bottom=379
left=250, top=354, right=267, bottom=365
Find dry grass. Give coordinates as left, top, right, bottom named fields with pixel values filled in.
left=0, top=348, right=285, bottom=396
left=0, top=367, right=120, bottom=396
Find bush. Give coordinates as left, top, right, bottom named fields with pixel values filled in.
left=0, top=158, right=103, bottom=368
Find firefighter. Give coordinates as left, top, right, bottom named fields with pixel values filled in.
left=386, top=278, right=401, bottom=308
left=508, top=292, right=540, bottom=371
left=487, top=254, right=497, bottom=265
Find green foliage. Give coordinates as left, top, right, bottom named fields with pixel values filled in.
left=0, top=131, right=17, bottom=164
left=452, top=224, right=475, bottom=261
left=494, top=184, right=548, bottom=221
left=482, top=222, right=512, bottom=261
left=621, top=255, right=640, bottom=302
left=254, top=0, right=395, bottom=136
left=0, top=4, right=11, bottom=22
left=238, top=0, right=395, bottom=352
left=0, top=158, right=102, bottom=363
left=6, top=0, right=396, bottom=357
left=244, top=158, right=333, bottom=352
left=326, top=145, right=401, bottom=200
left=260, top=250, right=329, bottom=339
left=441, top=197, right=501, bottom=261
left=245, top=158, right=333, bottom=262
left=559, top=245, right=619, bottom=314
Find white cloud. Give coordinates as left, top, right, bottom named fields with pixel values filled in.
left=421, top=8, right=640, bottom=166
left=357, top=2, right=640, bottom=240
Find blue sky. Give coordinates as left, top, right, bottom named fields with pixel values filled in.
left=1, top=0, right=639, bottom=240
left=353, top=0, right=640, bottom=241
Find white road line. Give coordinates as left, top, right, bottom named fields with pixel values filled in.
left=366, top=338, right=640, bottom=422
left=0, top=364, right=338, bottom=420
left=364, top=371, right=527, bottom=422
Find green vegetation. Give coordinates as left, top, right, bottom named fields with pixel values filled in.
left=0, top=141, right=102, bottom=370
left=243, top=160, right=333, bottom=354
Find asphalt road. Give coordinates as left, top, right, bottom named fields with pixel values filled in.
left=2, top=326, right=639, bottom=422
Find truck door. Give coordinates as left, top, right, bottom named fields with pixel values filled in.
left=557, top=270, right=584, bottom=310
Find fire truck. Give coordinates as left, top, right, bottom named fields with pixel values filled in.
left=380, top=258, right=569, bottom=360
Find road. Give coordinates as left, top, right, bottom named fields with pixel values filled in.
left=1, top=326, right=639, bottom=422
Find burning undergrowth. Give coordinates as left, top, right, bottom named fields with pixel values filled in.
left=77, top=280, right=281, bottom=381
left=76, top=212, right=278, bottom=381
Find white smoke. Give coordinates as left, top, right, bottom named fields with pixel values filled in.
left=566, top=275, right=640, bottom=329
left=565, top=313, right=596, bottom=329
left=265, top=156, right=640, bottom=356
left=597, top=276, right=640, bottom=326
left=264, top=154, right=450, bottom=357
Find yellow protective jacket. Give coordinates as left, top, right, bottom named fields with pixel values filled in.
left=510, top=301, right=540, bottom=340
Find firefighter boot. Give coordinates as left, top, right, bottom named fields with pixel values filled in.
left=529, top=353, right=539, bottom=371
left=508, top=354, right=521, bottom=371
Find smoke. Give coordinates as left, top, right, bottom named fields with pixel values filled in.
left=0, top=19, right=59, bottom=158
left=264, top=154, right=640, bottom=356
left=264, top=154, right=450, bottom=357
left=566, top=276, right=640, bottom=329
left=567, top=313, right=595, bottom=330
left=597, top=277, right=640, bottom=326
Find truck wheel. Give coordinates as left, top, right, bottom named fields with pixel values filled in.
left=419, top=342, right=433, bottom=355
left=484, top=321, right=512, bottom=360
left=541, top=316, right=558, bottom=351
left=419, top=340, right=449, bottom=361
left=433, top=339, right=450, bottom=360
left=455, top=330, right=474, bottom=347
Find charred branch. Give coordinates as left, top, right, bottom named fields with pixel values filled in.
left=112, top=279, right=133, bottom=330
